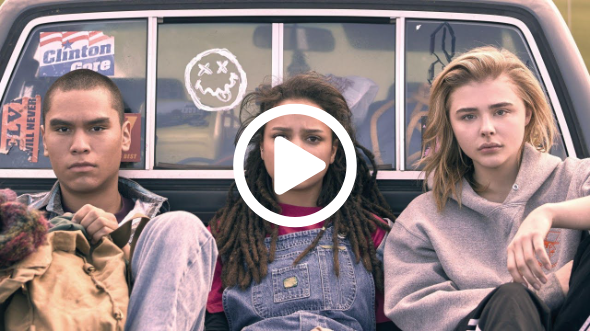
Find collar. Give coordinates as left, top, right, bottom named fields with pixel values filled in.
left=457, top=143, right=562, bottom=214
left=29, top=177, right=169, bottom=218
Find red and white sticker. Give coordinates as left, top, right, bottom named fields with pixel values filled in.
left=35, top=31, right=115, bottom=77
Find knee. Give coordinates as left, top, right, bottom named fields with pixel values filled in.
left=495, top=283, right=529, bottom=296
left=143, top=211, right=212, bottom=242
left=150, top=210, right=205, bottom=229
left=490, top=283, right=535, bottom=306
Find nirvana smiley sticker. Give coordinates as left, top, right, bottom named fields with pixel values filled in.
left=184, top=48, right=247, bottom=112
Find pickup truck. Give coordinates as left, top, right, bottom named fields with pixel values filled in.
left=1, top=0, right=589, bottom=224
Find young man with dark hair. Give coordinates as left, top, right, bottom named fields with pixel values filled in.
left=18, top=69, right=217, bottom=331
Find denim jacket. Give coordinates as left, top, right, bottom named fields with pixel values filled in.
left=17, top=177, right=169, bottom=241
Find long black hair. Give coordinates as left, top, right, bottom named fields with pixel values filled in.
left=210, top=72, right=394, bottom=291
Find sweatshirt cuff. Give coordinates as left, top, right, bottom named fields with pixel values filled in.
left=536, top=272, right=565, bottom=310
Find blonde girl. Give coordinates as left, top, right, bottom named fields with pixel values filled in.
left=384, top=46, right=590, bottom=331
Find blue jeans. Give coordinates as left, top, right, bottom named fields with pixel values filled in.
left=125, top=211, right=218, bottom=331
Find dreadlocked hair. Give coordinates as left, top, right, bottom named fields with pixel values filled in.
left=210, top=72, right=395, bottom=292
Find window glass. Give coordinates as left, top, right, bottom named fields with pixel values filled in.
left=0, top=20, right=147, bottom=169
left=155, top=23, right=272, bottom=169
left=405, top=20, right=566, bottom=169
left=283, top=23, right=396, bottom=169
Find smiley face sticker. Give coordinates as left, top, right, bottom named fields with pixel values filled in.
left=184, top=48, right=248, bottom=112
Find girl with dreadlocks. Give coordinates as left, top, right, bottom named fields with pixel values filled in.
left=205, top=72, right=397, bottom=331
left=384, top=47, right=590, bottom=331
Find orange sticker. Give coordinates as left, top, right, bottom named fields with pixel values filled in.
left=122, top=113, right=141, bottom=162
left=0, top=95, right=42, bottom=162
left=542, top=229, right=561, bottom=269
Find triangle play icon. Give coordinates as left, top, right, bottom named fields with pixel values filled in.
left=274, top=136, right=326, bottom=195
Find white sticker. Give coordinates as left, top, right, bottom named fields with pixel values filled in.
left=184, top=48, right=247, bottom=112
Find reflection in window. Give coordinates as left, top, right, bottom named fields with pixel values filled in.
left=155, top=23, right=272, bottom=169
left=0, top=20, right=147, bottom=169
left=404, top=20, right=566, bottom=169
left=283, top=23, right=396, bottom=170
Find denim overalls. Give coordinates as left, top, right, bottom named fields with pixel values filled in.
left=223, top=226, right=376, bottom=331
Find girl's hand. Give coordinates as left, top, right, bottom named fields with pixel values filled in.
left=507, top=204, right=554, bottom=290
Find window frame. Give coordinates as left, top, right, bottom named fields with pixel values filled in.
left=0, top=9, right=575, bottom=180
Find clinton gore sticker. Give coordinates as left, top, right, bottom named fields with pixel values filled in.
left=35, top=31, right=115, bottom=77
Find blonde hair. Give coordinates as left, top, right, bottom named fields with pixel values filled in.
left=422, top=46, right=557, bottom=211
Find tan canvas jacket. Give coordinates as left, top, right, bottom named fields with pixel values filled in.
left=0, top=229, right=129, bottom=331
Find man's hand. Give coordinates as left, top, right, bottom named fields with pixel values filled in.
left=72, top=204, right=118, bottom=244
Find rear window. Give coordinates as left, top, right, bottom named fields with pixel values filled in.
left=404, top=20, right=567, bottom=169
left=0, top=13, right=570, bottom=175
left=155, top=21, right=397, bottom=170
left=0, top=19, right=146, bottom=169
left=155, top=22, right=272, bottom=169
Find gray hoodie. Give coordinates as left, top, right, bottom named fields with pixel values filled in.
left=384, top=144, right=590, bottom=331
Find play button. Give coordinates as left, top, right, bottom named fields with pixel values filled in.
left=233, top=103, right=357, bottom=227
left=274, top=136, right=326, bottom=195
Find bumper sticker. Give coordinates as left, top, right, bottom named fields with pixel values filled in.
left=0, top=96, right=42, bottom=162
left=35, top=31, right=115, bottom=77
